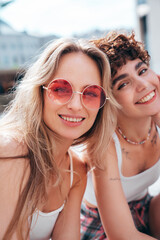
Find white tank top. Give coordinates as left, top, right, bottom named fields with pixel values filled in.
left=30, top=151, right=73, bottom=240
left=84, top=128, right=160, bottom=205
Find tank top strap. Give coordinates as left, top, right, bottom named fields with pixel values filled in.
left=156, top=125, right=160, bottom=137
left=68, top=151, right=73, bottom=187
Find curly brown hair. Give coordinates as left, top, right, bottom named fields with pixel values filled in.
left=91, top=31, right=150, bottom=78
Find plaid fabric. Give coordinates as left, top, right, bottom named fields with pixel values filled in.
left=81, top=203, right=107, bottom=240
left=128, top=193, right=153, bottom=234
left=80, top=194, right=153, bottom=239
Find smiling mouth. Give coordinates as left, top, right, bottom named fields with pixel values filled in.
left=59, top=115, right=84, bottom=122
left=137, top=90, right=155, bottom=104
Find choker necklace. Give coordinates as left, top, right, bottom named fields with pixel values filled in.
left=117, top=124, right=152, bottom=145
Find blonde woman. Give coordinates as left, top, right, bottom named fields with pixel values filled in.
left=81, top=32, right=160, bottom=240
left=0, top=38, right=116, bottom=239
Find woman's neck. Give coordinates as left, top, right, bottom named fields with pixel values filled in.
left=117, top=116, right=152, bottom=143
left=50, top=135, right=73, bottom=167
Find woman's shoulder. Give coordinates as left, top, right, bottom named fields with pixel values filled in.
left=0, top=131, right=28, bottom=158
left=69, top=148, right=87, bottom=195
left=0, top=131, right=30, bottom=177
left=69, top=148, right=87, bottom=176
left=0, top=132, right=30, bottom=189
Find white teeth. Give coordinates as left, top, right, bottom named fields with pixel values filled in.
left=60, top=115, right=83, bottom=122
left=138, top=91, right=155, bottom=103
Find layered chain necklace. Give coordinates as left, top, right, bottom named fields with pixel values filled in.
left=117, top=123, right=152, bottom=145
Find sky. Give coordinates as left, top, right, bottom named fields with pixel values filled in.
left=1, top=0, right=136, bottom=37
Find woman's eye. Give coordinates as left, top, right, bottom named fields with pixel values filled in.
left=85, top=91, right=98, bottom=98
left=53, top=87, right=65, bottom=92
left=117, top=82, right=128, bottom=90
left=139, top=68, right=147, bottom=75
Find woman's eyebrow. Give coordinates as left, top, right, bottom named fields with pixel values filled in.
left=112, top=61, right=145, bottom=87
left=135, top=61, right=145, bottom=70
left=112, top=74, right=128, bottom=86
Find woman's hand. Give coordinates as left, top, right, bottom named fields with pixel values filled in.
left=152, top=75, right=160, bottom=127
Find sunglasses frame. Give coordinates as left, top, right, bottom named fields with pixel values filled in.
left=43, top=78, right=109, bottom=110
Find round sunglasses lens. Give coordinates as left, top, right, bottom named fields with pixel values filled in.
left=82, top=85, right=106, bottom=109
left=48, top=79, right=72, bottom=104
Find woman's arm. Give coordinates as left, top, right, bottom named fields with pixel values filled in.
left=52, top=152, right=87, bottom=240
left=92, top=140, right=157, bottom=240
left=0, top=135, right=30, bottom=239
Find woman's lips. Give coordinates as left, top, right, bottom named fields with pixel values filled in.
left=136, top=90, right=155, bottom=104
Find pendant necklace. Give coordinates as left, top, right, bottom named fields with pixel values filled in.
left=117, top=124, right=152, bottom=145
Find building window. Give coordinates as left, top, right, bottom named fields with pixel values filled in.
left=138, top=0, right=147, bottom=5
left=139, top=15, right=148, bottom=50
left=3, top=56, right=9, bottom=66
left=12, top=56, right=19, bottom=68
left=1, top=43, right=7, bottom=50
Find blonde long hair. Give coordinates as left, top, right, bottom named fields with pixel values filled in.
left=0, top=38, right=117, bottom=239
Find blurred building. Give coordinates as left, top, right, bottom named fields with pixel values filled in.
left=0, top=19, right=59, bottom=94
left=0, top=20, right=40, bottom=70
left=0, top=11, right=59, bottom=112
left=136, top=0, right=160, bottom=73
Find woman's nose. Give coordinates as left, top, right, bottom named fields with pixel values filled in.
left=135, top=77, right=149, bottom=92
left=67, top=92, right=83, bottom=110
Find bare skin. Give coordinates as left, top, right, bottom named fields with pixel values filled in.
left=0, top=136, right=87, bottom=240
